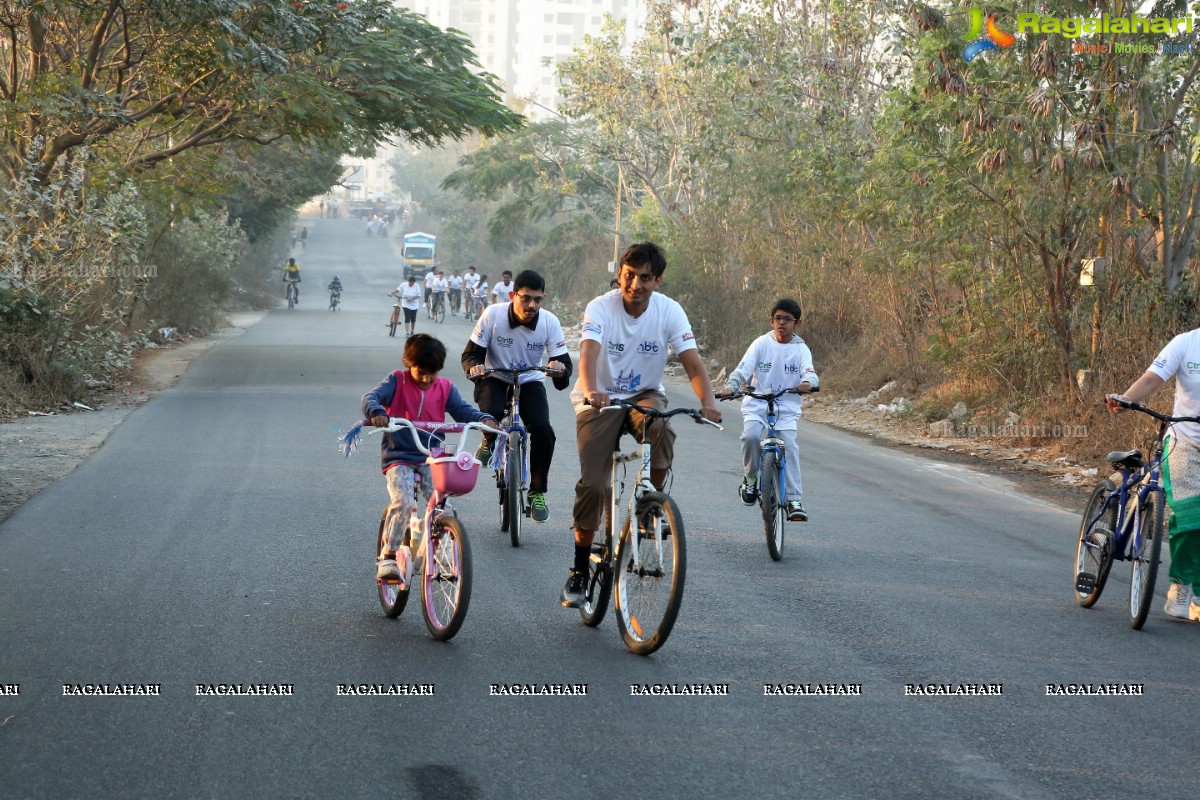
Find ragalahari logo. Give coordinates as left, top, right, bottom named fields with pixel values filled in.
left=962, top=7, right=1016, bottom=61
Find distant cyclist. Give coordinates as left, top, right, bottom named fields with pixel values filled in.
left=447, top=269, right=464, bottom=316
left=283, top=258, right=302, bottom=302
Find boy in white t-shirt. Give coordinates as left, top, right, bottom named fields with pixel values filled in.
left=718, top=298, right=818, bottom=522
left=447, top=270, right=465, bottom=315
left=559, top=242, right=722, bottom=608
left=1108, top=329, right=1200, bottom=621
left=462, top=270, right=572, bottom=522
left=491, top=270, right=515, bottom=305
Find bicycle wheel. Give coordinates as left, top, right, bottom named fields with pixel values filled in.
left=1074, top=479, right=1116, bottom=608
left=287, top=287, right=296, bottom=310
left=375, top=511, right=409, bottom=618
left=580, top=522, right=614, bottom=627
left=435, top=302, right=445, bottom=324
left=760, top=451, right=785, bottom=561
left=422, top=515, right=472, bottom=640
left=1130, top=489, right=1165, bottom=630
left=614, top=492, right=686, bottom=655
left=505, top=436, right=524, bottom=547
left=389, top=311, right=398, bottom=337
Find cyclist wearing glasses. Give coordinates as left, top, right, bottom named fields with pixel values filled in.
left=462, top=270, right=572, bottom=523
left=1107, top=330, right=1200, bottom=621
left=560, top=242, right=721, bottom=608
left=717, top=298, right=818, bottom=522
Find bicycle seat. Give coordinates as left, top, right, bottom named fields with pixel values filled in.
left=1106, top=449, right=1144, bottom=470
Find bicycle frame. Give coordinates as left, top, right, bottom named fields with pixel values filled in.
left=1084, top=425, right=1168, bottom=563
left=756, top=398, right=788, bottom=510
left=608, top=440, right=660, bottom=573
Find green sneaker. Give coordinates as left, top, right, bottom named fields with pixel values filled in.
left=475, top=440, right=491, bottom=465
left=529, top=491, right=549, bottom=523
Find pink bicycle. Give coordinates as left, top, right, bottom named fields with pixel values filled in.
left=370, top=418, right=502, bottom=640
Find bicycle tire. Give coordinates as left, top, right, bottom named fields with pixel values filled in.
left=422, top=515, right=472, bottom=640
left=506, top=436, right=524, bottom=547
left=614, top=492, right=685, bottom=655
left=1074, top=479, right=1116, bottom=608
left=375, top=510, right=409, bottom=618
left=1130, top=489, right=1165, bottom=629
left=580, top=522, right=613, bottom=627
left=389, top=312, right=398, bottom=337
left=760, top=451, right=785, bottom=561
left=287, top=288, right=295, bottom=310
left=435, top=303, right=445, bottom=324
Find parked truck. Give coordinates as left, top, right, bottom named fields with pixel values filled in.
left=402, top=232, right=436, bottom=279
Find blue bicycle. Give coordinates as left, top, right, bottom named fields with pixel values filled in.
left=472, top=366, right=559, bottom=547
left=1075, top=399, right=1200, bottom=629
left=720, top=386, right=818, bottom=561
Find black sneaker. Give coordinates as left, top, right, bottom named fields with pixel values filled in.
left=786, top=500, right=808, bottom=522
left=739, top=476, right=758, bottom=506
left=559, top=569, right=587, bottom=608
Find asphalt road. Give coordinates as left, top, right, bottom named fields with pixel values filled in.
left=2, top=218, right=1199, bottom=800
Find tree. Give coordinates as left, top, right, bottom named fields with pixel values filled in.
left=0, top=0, right=523, bottom=185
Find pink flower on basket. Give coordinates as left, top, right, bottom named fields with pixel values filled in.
left=457, top=451, right=475, bottom=470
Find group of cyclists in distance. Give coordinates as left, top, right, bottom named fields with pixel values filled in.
left=360, top=242, right=821, bottom=610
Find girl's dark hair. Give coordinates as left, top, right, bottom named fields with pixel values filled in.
left=403, top=334, right=446, bottom=373
left=771, top=298, right=802, bottom=320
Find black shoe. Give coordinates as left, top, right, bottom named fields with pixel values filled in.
left=560, top=569, right=587, bottom=608
left=739, top=476, right=758, bottom=506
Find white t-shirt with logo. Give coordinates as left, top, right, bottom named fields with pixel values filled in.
left=1147, top=328, right=1200, bottom=444
left=448, top=275, right=464, bottom=290
left=396, top=282, right=423, bottom=310
left=471, top=303, right=568, bottom=385
left=726, top=332, right=819, bottom=430
left=571, top=291, right=697, bottom=409
left=491, top=280, right=515, bottom=302
left=475, top=281, right=489, bottom=298
left=424, top=272, right=437, bottom=290
left=464, top=273, right=481, bottom=291
left=432, top=277, right=448, bottom=293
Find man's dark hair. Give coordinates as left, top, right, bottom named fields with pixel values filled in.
left=771, top=298, right=802, bottom=320
left=513, top=270, right=545, bottom=293
left=502, top=270, right=513, bottom=279
left=403, top=334, right=446, bottom=373
left=620, top=242, right=667, bottom=277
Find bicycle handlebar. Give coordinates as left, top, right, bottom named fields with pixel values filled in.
left=469, top=365, right=564, bottom=381
left=718, top=385, right=820, bottom=402
left=587, top=397, right=724, bottom=431
left=1111, top=397, right=1200, bottom=426
left=368, top=418, right=505, bottom=456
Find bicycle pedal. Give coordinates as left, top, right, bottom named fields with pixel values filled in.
left=1075, top=572, right=1096, bottom=593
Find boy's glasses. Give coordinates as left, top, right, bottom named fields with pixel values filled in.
left=771, top=315, right=797, bottom=324
left=514, top=293, right=545, bottom=305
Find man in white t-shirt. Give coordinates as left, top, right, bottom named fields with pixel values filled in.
left=430, top=271, right=449, bottom=317
left=559, top=242, right=721, bottom=608
left=1108, top=329, right=1200, bottom=621
left=718, top=298, right=818, bottom=522
left=423, top=270, right=437, bottom=311
left=462, top=270, right=572, bottom=523
left=388, top=275, right=424, bottom=337
left=447, top=270, right=465, bottom=316
left=491, top=270, right=515, bottom=305
left=464, top=267, right=481, bottom=320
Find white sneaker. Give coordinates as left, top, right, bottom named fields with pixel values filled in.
left=1164, top=582, right=1193, bottom=619
left=376, top=558, right=400, bottom=581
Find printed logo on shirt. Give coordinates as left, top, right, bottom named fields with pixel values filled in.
left=608, top=370, right=642, bottom=394
left=636, top=340, right=661, bottom=354
left=1188, top=361, right=1200, bottom=371
left=607, top=341, right=625, bottom=354
left=1153, top=358, right=1167, bottom=370
left=583, top=323, right=602, bottom=335
left=556, top=340, right=567, bottom=349
left=757, top=361, right=772, bottom=372
left=681, top=332, right=695, bottom=341
left=527, top=342, right=546, bottom=352
left=783, top=363, right=800, bottom=374
left=496, top=336, right=514, bottom=347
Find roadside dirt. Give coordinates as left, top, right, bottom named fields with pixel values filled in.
left=802, top=392, right=1093, bottom=512
left=0, top=312, right=266, bottom=525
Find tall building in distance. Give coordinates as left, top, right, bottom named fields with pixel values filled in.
left=397, top=0, right=648, bottom=117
